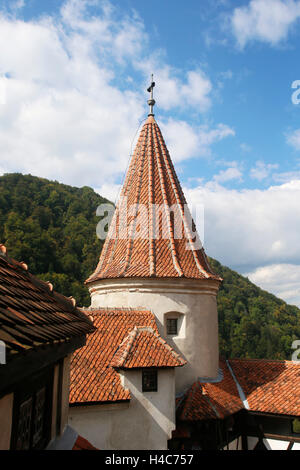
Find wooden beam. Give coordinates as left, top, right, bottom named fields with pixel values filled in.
left=0, top=336, right=86, bottom=398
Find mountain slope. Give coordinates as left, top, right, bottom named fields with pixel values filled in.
left=0, top=173, right=108, bottom=306
left=209, top=258, right=300, bottom=360
left=1, top=173, right=299, bottom=359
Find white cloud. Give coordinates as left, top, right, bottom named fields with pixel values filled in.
left=160, top=120, right=235, bottom=163
left=286, top=128, right=300, bottom=150
left=11, top=0, right=25, bottom=12
left=213, top=167, right=243, bottom=183
left=184, top=179, right=300, bottom=271
left=137, top=64, right=213, bottom=113
left=95, top=183, right=122, bottom=203
left=250, top=160, right=279, bottom=181
left=0, top=0, right=231, bottom=190
left=246, top=264, right=300, bottom=306
left=231, top=0, right=300, bottom=48
left=273, top=172, right=300, bottom=183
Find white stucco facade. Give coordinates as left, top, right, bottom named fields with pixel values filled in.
left=89, top=277, right=220, bottom=394
left=69, top=368, right=176, bottom=450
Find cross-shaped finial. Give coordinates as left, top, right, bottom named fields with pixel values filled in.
left=147, top=74, right=155, bottom=116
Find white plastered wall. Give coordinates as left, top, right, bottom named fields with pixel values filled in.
left=69, top=368, right=176, bottom=450
left=89, top=278, right=220, bottom=394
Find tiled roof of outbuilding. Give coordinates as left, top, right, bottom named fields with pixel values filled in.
left=229, top=358, right=300, bottom=417
left=178, top=358, right=300, bottom=421
left=86, top=115, right=221, bottom=283
left=70, top=308, right=184, bottom=405
left=179, top=359, right=244, bottom=421
left=0, top=244, right=95, bottom=359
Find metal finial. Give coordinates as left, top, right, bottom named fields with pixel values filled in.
left=147, top=74, right=155, bottom=116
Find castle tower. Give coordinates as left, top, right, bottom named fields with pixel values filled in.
left=86, top=80, right=222, bottom=393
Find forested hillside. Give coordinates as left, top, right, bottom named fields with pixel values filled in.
left=0, top=173, right=107, bottom=306
left=209, top=258, right=300, bottom=360
left=1, top=173, right=299, bottom=359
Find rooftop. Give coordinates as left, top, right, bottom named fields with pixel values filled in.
left=0, top=244, right=95, bottom=359
left=86, top=115, right=221, bottom=284
left=69, top=308, right=185, bottom=405
left=110, top=326, right=186, bottom=369
left=178, top=358, right=300, bottom=421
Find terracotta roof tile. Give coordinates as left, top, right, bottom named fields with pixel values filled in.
left=110, top=326, right=186, bottom=369
left=70, top=308, right=184, bottom=404
left=229, top=358, right=300, bottom=416
left=0, top=245, right=95, bottom=359
left=86, top=116, right=221, bottom=283
left=179, top=359, right=244, bottom=421
left=179, top=358, right=300, bottom=421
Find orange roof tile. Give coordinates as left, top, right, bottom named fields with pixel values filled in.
left=179, top=359, right=244, bottom=421
left=229, top=358, right=300, bottom=417
left=110, top=326, right=186, bottom=369
left=179, top=358, right=300, bottom=421
left=70, top=308, right=184, bottom=405
left=86, top=116, right=221, bottom=283
left=0, top=245, right=95, bottom=359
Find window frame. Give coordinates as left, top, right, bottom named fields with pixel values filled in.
left=166, top=318, right=178, bottom=336
left=142, top=368, right=158, bottom=392
left=10, top=366, right=54, bottom=450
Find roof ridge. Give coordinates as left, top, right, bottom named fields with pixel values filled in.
left=229, top=358, right=299, bottom=365
left=82, top=307, right=153, bottom=314
left=0, top=243, right=84, bottom=315
left=148, top=123, right=156, bottom=277
left=201, top=383, right=221, bottom=419
left=110, top=325, right=186, bottom=369
left=111, top=327, right=139, bottom=367
left=180, top=380, right=203, bottom=420
left=153, top=124, right=183, bottom=277
left=226, top=359, right=249, bottom=410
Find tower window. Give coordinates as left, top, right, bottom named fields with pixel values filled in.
left=166, top=318, right=178, bottom=336
left=142, top=369, right=157, bottom=392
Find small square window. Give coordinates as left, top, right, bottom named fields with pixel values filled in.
left=142, top=369, right=157, bottom=392
left=166, top=318, right=178, bottom=336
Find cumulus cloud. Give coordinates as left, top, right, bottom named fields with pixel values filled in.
left=0, top=0, right=231, bottom=189
left=247, top=264, right=300, bottom=306
left=183, top=177, right=300, bottom=305
left=160, top=120, right=235, bottom=163
left=213, top=167, right=243, bottom=184
left=95, top=183, right=122, bottom=204
left=184, top=179, right=300, bottom=270
left=231, top=0, right=300, bottom=48
left=135, top=63, right=213, bottom=113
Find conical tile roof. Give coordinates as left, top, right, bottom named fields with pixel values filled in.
left=86, top=115, right=221, bottom=283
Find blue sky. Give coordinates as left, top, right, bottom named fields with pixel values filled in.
left=1, top=0, right=300, bottom=306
